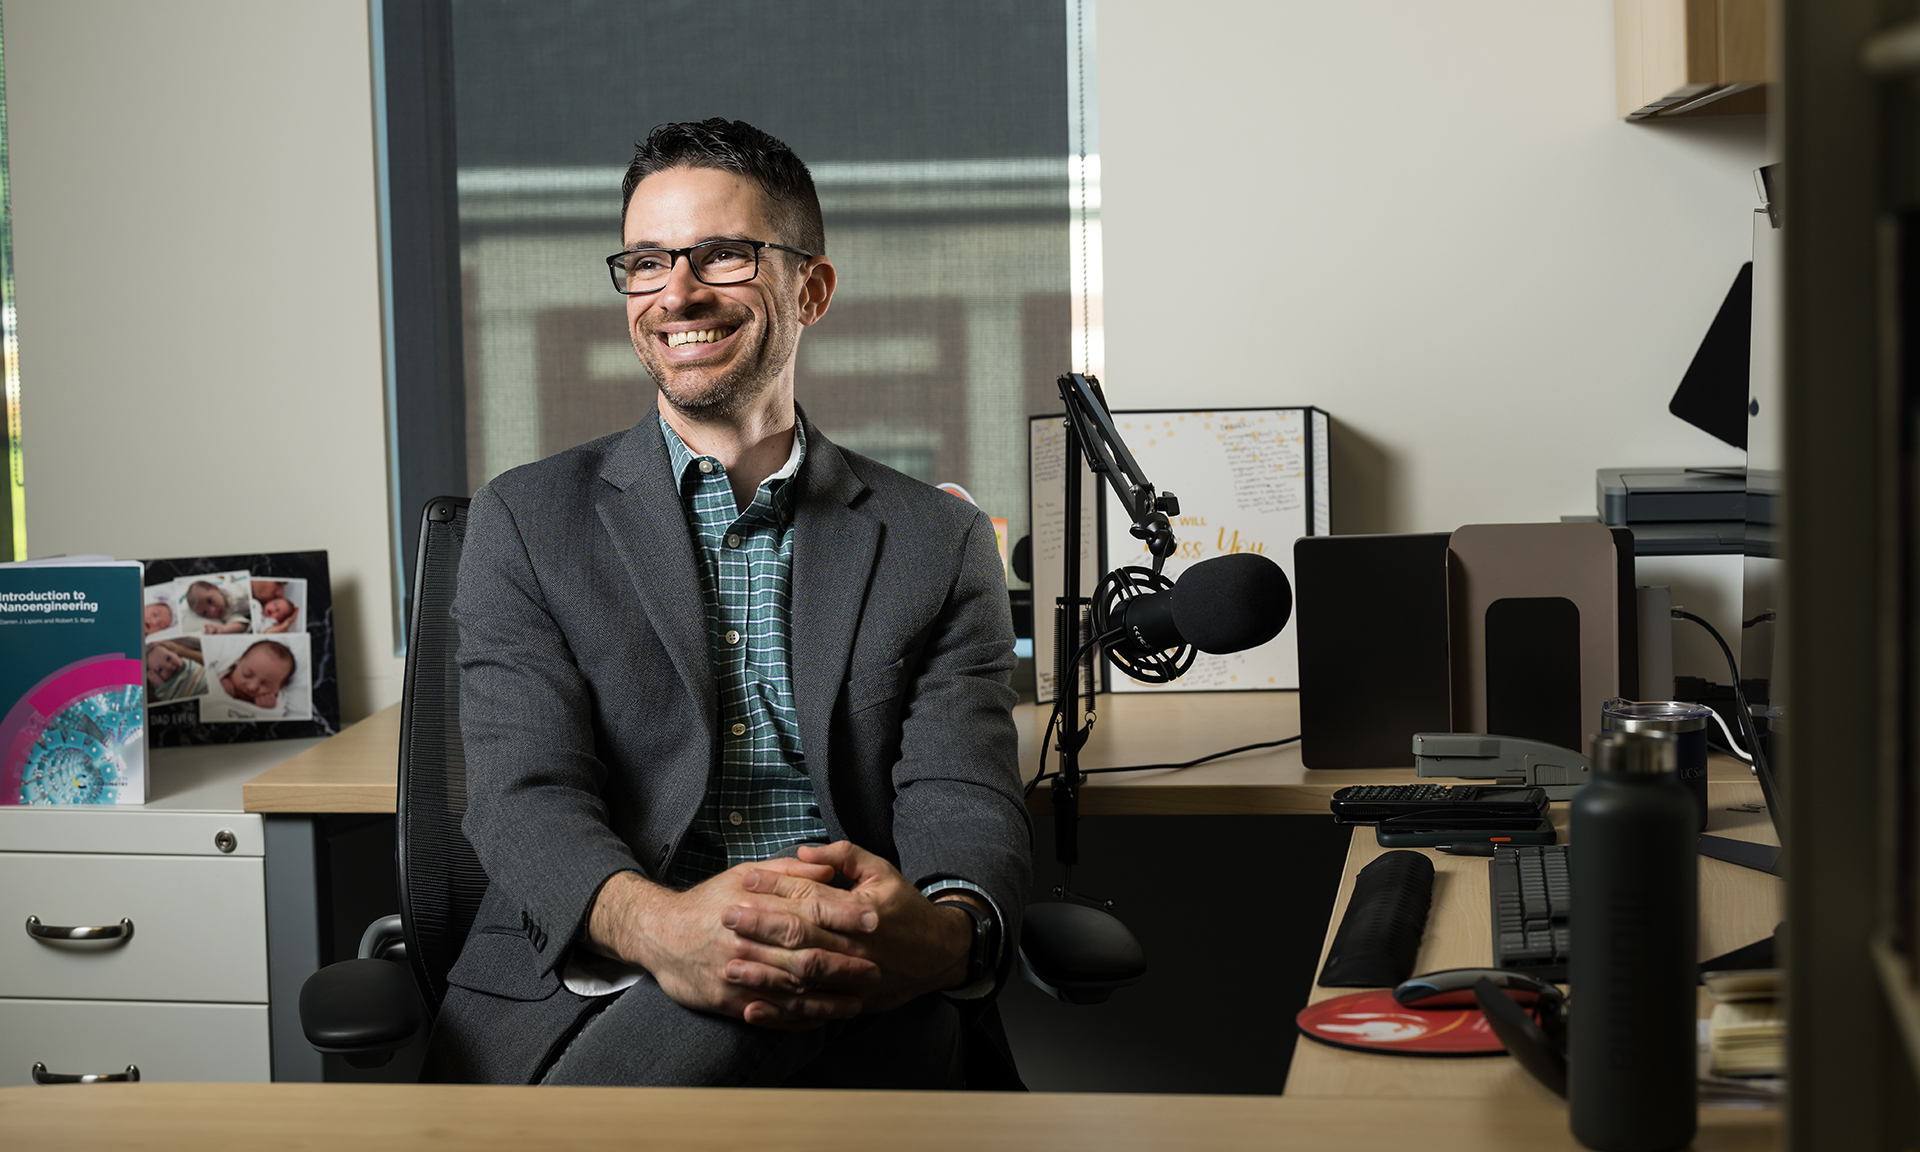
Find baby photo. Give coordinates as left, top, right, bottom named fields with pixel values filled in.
left=144, top=637, right=210, bottom=705
left=199, top=633, right=313, bottom=723
left=175, top=571, right=253, bottom=636
left=143, top=583, right=182, bottom=639
left=249, top=577, right=307, bottom=634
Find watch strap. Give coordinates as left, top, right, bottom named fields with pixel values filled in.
left=933, top=894, right=998, bottom=995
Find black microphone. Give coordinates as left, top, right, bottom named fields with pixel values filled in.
left=1106, top=552, right=1292, bottom=662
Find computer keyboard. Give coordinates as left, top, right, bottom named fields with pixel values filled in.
left=1489, top=844, right=1572, bottom=981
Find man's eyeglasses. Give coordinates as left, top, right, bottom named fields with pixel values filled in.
left=605, top=239, right=814, bottom=296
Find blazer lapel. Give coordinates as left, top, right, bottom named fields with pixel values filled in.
left=790, top=420, right=880, bottom=824
left=594, top=419, right=717, bottom=739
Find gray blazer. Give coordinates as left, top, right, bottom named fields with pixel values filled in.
left=423, top=413, right=1029, bottom=1084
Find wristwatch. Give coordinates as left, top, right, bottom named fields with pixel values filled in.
left=935, top=896, right=1000, bottom=995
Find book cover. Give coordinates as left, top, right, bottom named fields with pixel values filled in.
left=0, top=561, right=147, bottom=805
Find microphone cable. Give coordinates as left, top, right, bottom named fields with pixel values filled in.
left=1021, top=618, right=1305, bottom=794
left=1023, top=626, right=1302, bottom=797
left=1028, top=733, right=1304, bottom=792
left=1027, top=628, right=1113, bottom=798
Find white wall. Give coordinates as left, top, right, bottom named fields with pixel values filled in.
left=2, top=0, right=1773, bottom=725
left=6, top=1, right=401, bottom=722
left=1097, top=0, right=1769, bottom=535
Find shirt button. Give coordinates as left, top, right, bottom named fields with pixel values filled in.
left=725, top=533, right=741, bottom=548
left=731, top=722, right=746, bottom=736
left=725, top=629, right=740, bottom=645
left=697, top=460, right=714, bottom=474
left=728, top=811, right=744, bottom=827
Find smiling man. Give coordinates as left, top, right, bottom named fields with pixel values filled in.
left=423, top=119, right=1029, bottom=1089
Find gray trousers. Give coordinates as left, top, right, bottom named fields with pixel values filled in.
left=539, top=975, right=963, bottom=1088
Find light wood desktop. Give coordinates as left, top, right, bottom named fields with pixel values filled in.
left=242, top=701, right=400, bottom=813
left=102, top=690, right=1774, bottom=1150
left=242, top=691, right=1407, bottom=819
left=1015, top=690, right=1417, bottom=816
left=0, top=1080, right=1777, bottom=1151
left=1288, top=772, right=1780, bottom=1100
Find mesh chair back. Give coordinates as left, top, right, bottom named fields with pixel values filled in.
left=396, top=496, right=488, bottom=1010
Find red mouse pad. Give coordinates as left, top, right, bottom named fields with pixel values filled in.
left=1296, top=990, right=1507, bottom=1056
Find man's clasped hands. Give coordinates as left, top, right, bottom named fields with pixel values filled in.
left=586, top=841, right=979, bottom=1029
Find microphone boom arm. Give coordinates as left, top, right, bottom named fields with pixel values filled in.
left=1051, top=372, right=1176, bottom=878
left=1057, top=373, right=1179, bottom=571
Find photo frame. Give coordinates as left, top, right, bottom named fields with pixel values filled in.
left=141, top=551, right=339, bottom=745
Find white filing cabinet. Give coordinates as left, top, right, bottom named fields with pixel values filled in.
left=0, top=739, right=320, bottom=1086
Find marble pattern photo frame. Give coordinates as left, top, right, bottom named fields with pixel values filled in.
left=141, top=550, right=339, bottom=746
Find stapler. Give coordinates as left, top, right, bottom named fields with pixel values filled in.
left=1411, top=733, right=1591, bottom=800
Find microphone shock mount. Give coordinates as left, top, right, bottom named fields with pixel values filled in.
left=1091, top=566, right=1195, bottom=684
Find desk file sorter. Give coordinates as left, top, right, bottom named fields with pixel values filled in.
left=1030, top=408, right=1330, bottom=703
left=1295, top=525, right=1638, bottom=769
left=1295, top=533, right=1452, bottom=770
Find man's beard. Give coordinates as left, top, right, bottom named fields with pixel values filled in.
left=636, top=309, right=800, bottom=421
left=651, top=355, right=761, bottom=419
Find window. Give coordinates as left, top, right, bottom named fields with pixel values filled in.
left=376, top=0, right=1098, bottom=633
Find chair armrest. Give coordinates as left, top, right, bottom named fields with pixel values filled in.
left=358, top=913, right=406, bottom=961
left=299, top=958, right=426, bottom=1067
left=1017, top=902, right=1148, bottom=1005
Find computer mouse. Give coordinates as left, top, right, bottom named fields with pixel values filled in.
left=1392, top=967, right=1560, bottom=1009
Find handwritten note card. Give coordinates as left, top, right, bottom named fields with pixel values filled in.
left=1100, top=408, right=1329, bottom=693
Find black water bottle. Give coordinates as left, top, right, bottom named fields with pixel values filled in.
left=1569, top=729, right=1698, bottom=1152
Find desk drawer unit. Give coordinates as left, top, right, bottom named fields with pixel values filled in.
left=0, top=808, right=272, bottom=1085
left=0, top=852, right=268, bottom=1003
left=0, top=999, right=269, bottom=1087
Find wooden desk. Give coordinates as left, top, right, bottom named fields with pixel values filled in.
left=243, top=702, right=400, bottom=813
left=1286, top=773, right=1783, bottom=1100
left=1017, top=691, right=1418, bottom=816
left=223, top=691, right=1780, bottom=1145
left=243, top=692, right=1386, bottom=817
left=0, top=1081, right=1777, bottom=1151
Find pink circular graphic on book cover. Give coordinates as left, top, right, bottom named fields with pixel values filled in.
left=0, top=655, right=145, bottom=805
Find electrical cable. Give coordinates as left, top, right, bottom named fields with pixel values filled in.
left=1705, top=706, right=1753, bottom=762
left=1025, top=734, right=1301, bottom=792
left=1081, top=733, right=1302, bottom=776
left=1024, top=628, right=1116, bottom=798
left=1672, top=608, right=1767, bottom=772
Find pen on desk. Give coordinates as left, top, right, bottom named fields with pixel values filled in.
left=1435, top=842, right=1500, bottom=856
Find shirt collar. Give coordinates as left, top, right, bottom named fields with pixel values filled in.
left=659, top=414, right=806, bottom=510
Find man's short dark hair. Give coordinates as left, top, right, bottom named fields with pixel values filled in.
left=621, top=118, right=826, bottom=256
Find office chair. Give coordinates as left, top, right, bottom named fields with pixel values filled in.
left=298, top=496, right=1139, bottom=1076
left=298, top=496, right=475, bottom=1067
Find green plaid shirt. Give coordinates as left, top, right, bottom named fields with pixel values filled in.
left=660, top=417, right=829, bottom=886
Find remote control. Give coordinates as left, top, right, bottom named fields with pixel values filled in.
left=1329, top=784, right=1549, bottom=825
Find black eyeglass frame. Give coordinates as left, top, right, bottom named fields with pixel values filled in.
left=604, top=239, right=816, bottom=296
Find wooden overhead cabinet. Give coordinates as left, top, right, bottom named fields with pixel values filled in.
left=1616, top=0, right=1770, bottom=119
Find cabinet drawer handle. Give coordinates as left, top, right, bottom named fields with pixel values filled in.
left=25, top=916, right=134, bottom=943
left=31, top=1062, right=140, bottom=1084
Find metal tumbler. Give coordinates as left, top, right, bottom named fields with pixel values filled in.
left=1600, top=698, right=1714, bottom=831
